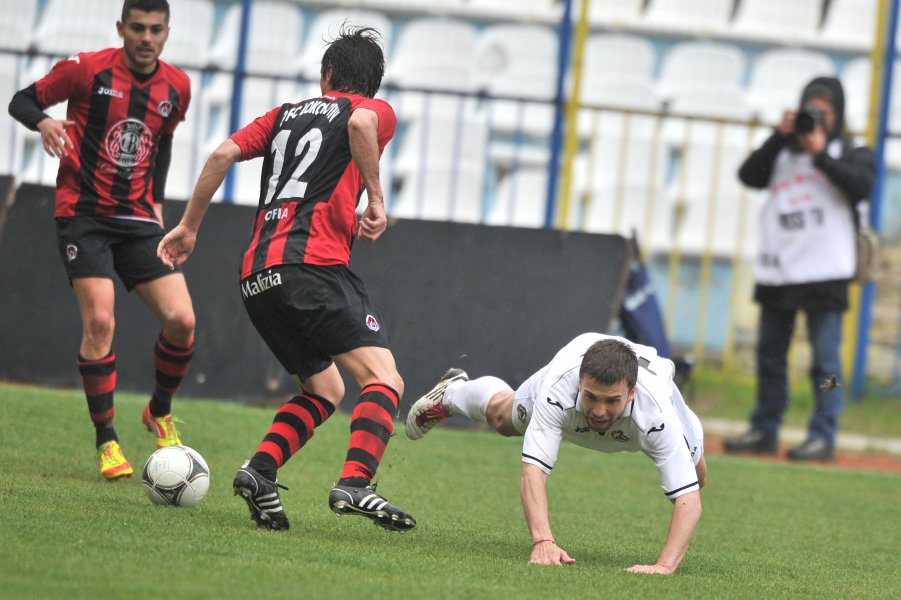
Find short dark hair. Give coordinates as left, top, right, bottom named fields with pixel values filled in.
left=122, top=0, right=170, bottom=23
left=320, top=25, right=385, bottom=98
left=580, top=339, right=638, bottom=390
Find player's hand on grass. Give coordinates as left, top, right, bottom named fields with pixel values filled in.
left=529, top=540, right=576, bottom=565
left=358, top=200, right=387, bottom=242
left=626, top=563, right=674, bottom=575
left=157, top=224, right=197, bottom=269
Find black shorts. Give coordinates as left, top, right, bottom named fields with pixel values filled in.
left=55, top=216, right=179, bottom=291
left=241, top=264, right=391, bottom=380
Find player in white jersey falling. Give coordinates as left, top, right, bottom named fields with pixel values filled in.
left=406, top=333, right=707, bottom=574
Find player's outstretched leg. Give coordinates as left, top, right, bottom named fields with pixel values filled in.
left=233, top=461, right=290, bottom=531
left=328, top=483, right=416, bottom=533
left=405, top=368, right=468, bottom=440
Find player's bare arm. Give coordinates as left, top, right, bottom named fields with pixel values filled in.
left=626, top=490, right=702, bottom=575
left=36, top=117, right=76, bottom=158
left=158, top=139, right=242, bottom=269
left=520, top=463, right=576, bottom=565
left=348, top=107, right=387, bottom=242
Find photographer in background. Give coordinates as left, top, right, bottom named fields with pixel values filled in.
left=723, top=77, right=876, bottom=461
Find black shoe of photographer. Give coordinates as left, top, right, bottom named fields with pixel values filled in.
left=723, top=430, right=778, bottom=455
left=787, top=438, right=835, bottom=462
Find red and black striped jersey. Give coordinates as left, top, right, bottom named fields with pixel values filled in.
left=230, top=91, right=396, bottom=277
left=34, top=47, right=190, bottom=220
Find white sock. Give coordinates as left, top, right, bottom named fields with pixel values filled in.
left=444, top=376, right=512, bottom=423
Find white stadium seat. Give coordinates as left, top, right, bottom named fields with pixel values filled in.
left=728, top=0, right=822, bottom=45
left=164, top=0, right=217, bottom=69
left=32, top=0, right=119, bottom=56
left=820, top=0, right=878, bottom=52
left=466, top=0, right=560, bottom=20
left=581, top=0, right=645, bottom=28
left=657, top=41, right=746, bottom=103
left=747, top=48, right=835, bottom=125
left=485, top=168, right=550, bottom=228
left=474, top=24, right=558, bottom=139
left=1, top=0, right=39, bottom=51
left=209, top=1, right=304, bottom=77
left=580, top=35, right=660, bottom=122
left=841, top=57, right=873, bottom=135
left=641, top=0, right=734, bottom=36
left=385, top=18, right=478, bottom=93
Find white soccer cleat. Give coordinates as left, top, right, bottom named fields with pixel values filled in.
left=405, top=368, right=468, bottom=440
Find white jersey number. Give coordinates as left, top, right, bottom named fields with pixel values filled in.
left=263, top=128, right=323, bottom=205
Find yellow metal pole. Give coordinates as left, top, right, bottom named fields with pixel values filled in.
left=842, top=0, right=888, bottom=381
left=556, top=0, right=592, bottom=227
left=692, top=122, right=725, bottom=362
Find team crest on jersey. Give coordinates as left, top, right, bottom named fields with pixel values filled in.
left=66, top=244, right=78, bottom=262
left=157, top=99, right=173, bottom=118
left=365, top=315, right=380, bottom=332
left=105, top=118, right=153, bottom=168
left=611, top=429, right=630, bottom=442
left=517, top=404, right=528, bottom=423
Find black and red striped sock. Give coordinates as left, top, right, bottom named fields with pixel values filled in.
left=248, top=393, right=336, bottom=481
left=338, top=383, right=399, bottom=487
left=149, top=333, right=194, bottom=418
left=77, top=353, right=117, bottom=448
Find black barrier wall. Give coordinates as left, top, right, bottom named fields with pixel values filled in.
left=0, top=183, right=630, bottom=410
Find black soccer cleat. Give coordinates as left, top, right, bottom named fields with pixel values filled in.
left=328, top=483, right=416, bottom=533
left=233, top=462, right=290, bottom=531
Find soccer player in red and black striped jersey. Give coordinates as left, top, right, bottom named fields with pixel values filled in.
left=8, top=0, right=196, bottom=480
left=158, top=26, right=414, bottom=532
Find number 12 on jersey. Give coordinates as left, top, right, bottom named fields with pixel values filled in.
left=263, top=128, right=323, bottom=205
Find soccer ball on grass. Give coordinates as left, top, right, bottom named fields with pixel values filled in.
left=142, top=445, right=210, bottom=507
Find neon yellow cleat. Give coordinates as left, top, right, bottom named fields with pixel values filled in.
left=98, top=440, right=133, bottom=480
left=142, top=404, right=182, bottom=448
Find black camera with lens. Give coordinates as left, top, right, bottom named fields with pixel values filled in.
left=794, top=104, right=826, bottom=134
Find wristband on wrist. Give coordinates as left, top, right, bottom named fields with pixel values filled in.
left=532, top=539, right=556, bottom=547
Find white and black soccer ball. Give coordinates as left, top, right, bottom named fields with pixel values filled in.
left=142, top=445, right=210, bottom=508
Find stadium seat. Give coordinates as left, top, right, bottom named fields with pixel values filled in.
left=580, top=35, right=660, bottom=132
left=747, top=48, right=835, bottom=125
left=641, top=0, right=734, bottom=36
left=841, top=57, right=873, bottom=135
left=663, top=122, right=755, bottom=256
left=164, top=0, right=217, bottom=69
left=571, top=113, right=672, bottom=249
left=392, top=162, right=488, bottom=223
left=0, top=54, right=26, bottom=175
left=385, top=18, right=478, bottom=92
left=473, top=24, right=558, bottom=139
left=466, top=0, right=560, bottom=20
left=209, top=1, right=304, bottom=77
left=297, top=9, right=393, bottom=84
left=580, top=0, right=645, bottom=28
left=582, top=34, right=656, bottom=88
left=669, top=85, right=753, bottom=121
left=386, top=18, right=479, bottom=123
left=727, top=0, right=822, bottom=45
left=657, top=41, right=746, bottom=104
left=1, top=0, right=39, bottom=51
left=32, top=0, right=120, bottom=56
left=485, top=168, right=550, bottom=228
left=391, top=109, right=489, bottom=222
left=820, top=0, right=877, bottom=52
